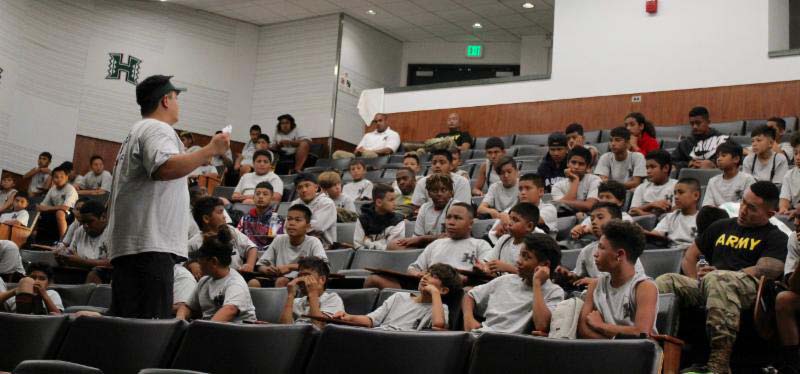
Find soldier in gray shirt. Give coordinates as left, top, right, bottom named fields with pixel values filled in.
left=280, top=256, right=345, bottom=328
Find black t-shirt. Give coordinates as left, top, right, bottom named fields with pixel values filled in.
left=435, top=130, right=473, bottom=147
left=695, top=218, right=788, bottom=271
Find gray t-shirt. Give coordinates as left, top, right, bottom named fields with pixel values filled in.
left=291, top=194, right=337, bottom=243
left=411, top=173, right=471, bottom=206
left=188, top=269, right=256, bottom=323
left=482, top=181, right=518, bottom=212
left=107, top=118, right=191, bottom=260
left=780, top=168, right=800, bottom=207
left=42, top=184, right=78, bottom=208
left=702, top=172, right=756, bottom=207
left=174, top=264, right=197, bottom=305
left=28, top=172, right=48, bottom=195
left=343, top=179, right=374, bottom=201
left=80, top=171, right=113, bottom=192
left=367, top=292, right=448, bottom=331
left=785, top=232, right=798, bottom=277
left=630, top=179, right=677, bottom=209
left=212, top=149, right=233, bottom=168
left=0, top=240, right=25, bottom=275
left=487, top=202, right=555, bottom=245
left=274, top=129, right=309, bottom=155
left=188, top=228, right=256, bottom=270
left=468, top=274, right=564, bottom=334
left=408, top=237, right=492, bottom=273
left=234, top=171, right=284, bottom=197
left=742, top=152, right=789, bottom=185
left=0, top=188, right=17, bottom=206
left=574, top=242, right=645, bottom=278
left=330, top=193, right=357, bottom=213
left=257, top=234, right=327, bottom=277
left=595, top=151, right=647, bottom=184
left=653, top=210, right=698, bottom=247
left=0, top=210, right=29, bottom=226
left=551, top=174, right=602, bottom=202
left=414, top=199, right=454, bottom=236
left=69, top=228, right=109, bottom=260
left=482, top=234, right=523, bottom=265
left=5, top=289, right=63, bottom=313
left=293, top=292, right=345, bottom=323
left=592, top=272, right=658, bottom=334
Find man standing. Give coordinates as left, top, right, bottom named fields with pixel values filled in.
left=107, top=75, right=230, bottom=318
left=332, top=113, right=400, bottom=159
left=671, top=106, right=729, bottom=170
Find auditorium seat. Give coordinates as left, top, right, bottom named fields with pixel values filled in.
left=13, top=360, right=104, bottom=374
left=513, top=134, right=550, bottom=146
left=471, top=219, right=495, bottom=239
left=64, top=284, right=112, bottom=314
left=306, top=325, right=472, bottom=374
left=336, top=222, right=356, bottom=246
left=325, top=249, right=354, bottom=273
left=249, top=287, right=287, bottom=323
left=211, top=186, right=234, bottom=201
left=584, top=130, right=602, bottom=144
left=661, top=138, right=680, bottom=150
left=48, top=284, right=96, bottom=308
left=710, top=120, right=744, bottom=136
left=168, top=321, right=315, bottom=374
left=474, top=135, right=514, bottom=149
left=744, top=117, right=798, bottom=134
left=598, top=130, right=611, bottom=143
left=230, top=203, right=253, bottom=217
left=514, top=146, right=549, bottom=157
left=631, top=214, right=657, bottom=231
left=21, top=250, right=59, bottom=268
left=639, top=248, right=682, bottom=278
left=657, top=293, right=679, bottom=337
left=656, top=125, right=692, bottom=140
left=470, top=149, right=486, bottom=159
left=404, top=220, right=415, bottom=237
left=330, top=157, right=352, bottom=172
left=0, top=313, right=69, bottom=372
left=556, top=216, right=577, bottom=241
left=593, top=142, right=610, bottom=154
left=329, top=288, right=379, bottom=315
left=677, top=168, right=722, bottom=187
left=560, top=249, right=580, bottom=270
left=338, top=249, right=424, bottom=275
left=728, top=135, right=751, bottom=145
left=282, top=184, right=295, bottom=202
left=467, top=332, right=659, bottom=374
left=365, top=170, right=383, bottom=181
left=458, top=164, right=474, bottom=178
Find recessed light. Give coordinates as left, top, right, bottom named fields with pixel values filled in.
left=522, top=2, right=534, bottom=9
left=472, top=22, right=482, bottom=29
left=366, top=9, right=376, bottom=15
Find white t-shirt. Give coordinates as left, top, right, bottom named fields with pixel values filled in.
left=234, top=171, right=284, bottom=197
left=107, top=118, right=191, bottom=260
left=595, top=151, right=647, bottom=184
left=293, top=292, right=345, bottom=323
left=189, top=165, right=218, bottom=178
left=188, top=269, right=256, bottom=323
left=702, top=172, right=756, bottom=207
left=785, top=230, right=798, bottom=277
left=408, top=237, right=491, bottom=272
left=329, top=193, right=356, bottom=213
left=0, top=210, right=29, bottom=226
left=780, top=168, right=800, bottom=207
left=343, top=179, right=374, bottom=201
left=28, top=172, right=48, bottom=195
left=482, top=181, right=518, bottom=212
left=354, top=219, right=405, bottom=251
left=69, top=228, right=109, bottom=260
left=291, top=194, right=338, bottom=243
left=5, top=289, right=64, bottom=313
left=42, top=184, right=78, bottom=208
left=174, top=264, right=197, bottom=305
left=274, top=129, right=310, bottom=155
left=357, top=127, right=401, bottom=153
left=487, top=202, right=557, bottom=245
left=188, top=227, right=256, bottom=270
left=468, top=274, right=564, bottom=334
left=482, top=234, right=523, bottom=265
left=80, top=171, right=113, bottom=192
left=414, top=199, right=455, bottom=236
left=0, top=240, right=25, bottom=275
left=573, top=242, right=645, bottom=278
left=630, top=179, right=677, bottom=209
left=742, top=152, right=789, bottom=185
left=411, top=173, right=471, bottom=206
left=367, top=292, right=448, bottom=331
left=551, top=174, right=602, bottom=202
left=653, top=210, right=698, bottom=247
left=257, top=234, right=327, bottom=277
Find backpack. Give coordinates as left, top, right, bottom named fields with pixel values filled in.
left=548, top=297, right=584, bottom=339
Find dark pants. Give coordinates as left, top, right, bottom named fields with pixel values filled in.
left=109, top=252, right=175, bottom=319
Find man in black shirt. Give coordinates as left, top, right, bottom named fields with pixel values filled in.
left=671, top=106, right=730, bottom=170
left=655, top=181, right=787, bottom=374
left=434, top=113, right=473, bottom=152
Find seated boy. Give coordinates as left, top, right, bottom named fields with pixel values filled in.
left=775, top=213, right=800, bottom=372
left=173, top=263, right=198, bottom=315
left=0, top=193, right=30, bottom=226
left=779, top=133, right=800, bottom=215
left=472, top=137, right=507, bottom=196
left=412, top=149, right=471, bottom=206
left=488, top=173, right=558, bottom=244
left=319, top=171, right=357, bottom=215
left=578, top=220, right=659, bottom=338
left=279, top=256, right=345, bottom=327
left=552, top=146, right=601, bottom=213
left=233, top=150, right=283, bottom=204
left=742, top=125, right=789, bottom=185
left=702, top=141, right=756, bottom=207
left=54, top=200, right=111, bottom=284
left=343, top=159, right=374, bottom=201
left=291, top=173, right=338, bottom=244
left=237, top=181, right=285, bottom=250
left=0, top=174, right=18, bottom=212
left=648, top=178, right=700, bottom=248
left=354, top=184, right=405, bottom=251
left=463, top=232, right=564, bottom=333
left=37, top=166, right=78, bottom=239
left=177, top=229, right=257, bottom=323
left=629, top=150, right=678, bottom=217
left=402, top=153, right=422, bottom=176
left=187, top=156, right=219, bottom=181
left=570, top=180, right=631, bottom=239
left=190, top=197, right=258, bottom=273
left=477, top=202, right=540, bottom=276
left=450, top=148, right=471, bottom=179
left=368, top=203, right=491, bottom=290
left=393, top=167, right=417, bottom=219
left=538, top=132, right=569, bottom=193
left=251, top=204, right=327, bottom=287
left=595, top=126, right=647, bottom=190
left=76, top=155, right=112, bottom=195
left=335, top=263, right=461, bottom=330
left=24, top=151, right=52, bottom=197
left=565, top=123, right=599, bottom=167
left=0, top=262, right=63, bottom=314
left=0, top=240, right=25, bottom=279
left=477, top=156, right=519, bottom=219
left=389, top=173, right=454, bottom=250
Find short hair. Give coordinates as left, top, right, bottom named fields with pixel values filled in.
left=485, top=137, right=505, bottom=150
left=696, top=206, right=729, bottom=235
left=521, top=232, right=561, bottom=273
left=252, top=149, right=273, bottom=163
left=749, top=180, right=780, bottom=210
left=428, top=263, right=463, bottom=303
left=349, top=159, right=366, bottom=169
left=450, top=201, right=474, bottom=218
left=89, top=155, right=103, bottom=163
left=255, top=181, right=274, bottom=193
left=198, top=226, right=234, bottom=266
left=602, top=220, right=646, bottom=263
left=565, top=123, right=584, bottom=136
left=493, top=155, right=517, bottom=174
left=430, top=149, right=453, bottom=163
left=39, top=152, right=52, bottom=161
left=79, top=200, right=105, bottom=218
left=250, top=124, right=262, bottom=133
left=317, top=171, right=342, bottom=189
left=179, top=132, right=193, bottom=141
left=609, top=126, right=631, bottom=141
left=298, top=256, right=330, bottom=279
left=519, top=173, right=544, bottom=189
left=188, top=186, right=207, bottom=206
left=689, top=106, right=710, bottom=120
left=645, top=149, right=672, bottom=171
left=58, top=161, right=73, bottom=173
left=510, top=202, right=540, bottom=225
left=288, top=204, right=312, bottom=222
left=767, top=117, right=786, bottom=130
left=1, top=174, right=13, bottom=180
left=716, top=141, right=743, bottom=164
left=293, top=172, right=317, bottom=186
left=425, top=173, right=454, bottom=193
left=792, top=132, right=800, bottom=148
left=192, top=196, right=223, bottom=228
left=750, top=125, right=777, bottom=140
left=28, top=262, right=54, bottom=281
left=14, top=191, right=28, bottom=201
left=566, top=146, right=592, bottom=164
left=136, top=75, right=176, bottom=116
left=276, top=114, right=296, bottom=133
left=676, top=177, right=701, bottom=192
left=372, top=183, right=395, bottom=201
left=397, top=167, right=416, bottom=177
left=257, top=133, right=271, bottom=143
left=403, top=153, right=420, bottom=164
left=51, top=166, right=68, bottom=176
left=598, top=180, right=626, bottom=202
left=450, top=148, right=461, bottom=158
left=591, top=201, right=622, bottom=219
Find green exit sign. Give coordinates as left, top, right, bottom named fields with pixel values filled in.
left=466, top=45, right=483, bottom=58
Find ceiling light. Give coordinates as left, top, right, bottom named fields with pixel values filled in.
left=472, top=22, right=482, bottom=29
left=522, top=2, right=534, bottom=9
left=366, top=9, right=376, bottom=15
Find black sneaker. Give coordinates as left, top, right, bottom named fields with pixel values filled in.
left=681, top=364, right=714, bottom=374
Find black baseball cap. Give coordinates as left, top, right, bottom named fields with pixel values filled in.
left=136, top=75, right=186, bottom=107
left=548, top=132, right=567, bottom=147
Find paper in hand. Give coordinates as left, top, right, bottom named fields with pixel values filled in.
left=222, top=125, right=232, bottom=135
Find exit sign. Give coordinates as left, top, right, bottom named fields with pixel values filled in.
left=466, top=45, right=483, bottom=58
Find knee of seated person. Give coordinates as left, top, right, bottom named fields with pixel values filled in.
left=247, top=279, right=261, bottom=288
left=776, top=290, right=799, bottom=312
left=654, top=273, right=680, bottom=292
left=275, top=277, right=290, bottom=287
left=55, top=210, right=66, bottom=219
left=17, top=276, right=34, bottom=291
left=297, top=141, right=310, bottom=150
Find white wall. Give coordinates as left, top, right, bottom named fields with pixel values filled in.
left=334, top=16, right=403, bottom=144
left=384, top=0, right=800, bottom=113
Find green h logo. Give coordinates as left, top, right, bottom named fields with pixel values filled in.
left=106, top=53, right=142, bottom=85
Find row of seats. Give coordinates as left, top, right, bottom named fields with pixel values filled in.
left=2, top=312, right=669, bottom=374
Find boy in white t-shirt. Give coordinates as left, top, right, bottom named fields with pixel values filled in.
left=389, top=173, right=455, bottom=250
left=742, top=125, right=789, bottom=185
left=488, top=173, right=558, bottom=244
left=412, top=149, right=471, bottom=206
left=552, top=146, right=601, bottom=213
left=38, top=166, right=79, bottom=239
left=318, top=171, right=357, bottom=215
left=477, top=155, right=519, bottom=219
left=630, top=149, right=677, bottom=217
left=189, top=196, right=258, bottom=273
left=233, top=149, right=283, bottom=204
left=23, top=151, right=52, bottom=197
left=569, top=180, right=631, bottom=239
left=477, top=202, right=540, bottom=276
left=354, top=184, right=405, bottom=250
left=343, top=159, right=374, bottom=201
left=234, top=125, right=262, bottom=175
left=280, top=256, right=345, bottom=328
left=0, top=262, right=63, bottom=314
left=53, top=200, right=111, bottom=284
left=450, top=148, right=471, bottom=180
left=779, top=133, right=800, bottom=215
left=0, top=193, right=30, bottom=227
left=291, top=173, right=338, bottom=244
left=595, top=126, right=647, bottom=190
left=77, top=155, right=113, bottom=196
left=0, top=174, right=18, bottom=212
left=648, top=178, right=700, bottom=247
left=703, top=141, right=756, bottom=207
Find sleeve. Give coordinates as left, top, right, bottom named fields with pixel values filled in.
left=310, top=200, right=337, bottom=235
left=386, top=131, right=401, bottom=152
left=629, top=184, right=645, bottom=209
left=411, top=179, right=428, bottom=206
left=586, top=176, right=600, bottom=199
left=413, top=210, right=426, bottom=236
left=453, top=177, right=472, bottom=204
left=294, top=129, right=311, bottom=141
left=539, top=204, right=558, bottom=232
left=62, top=186, right=79, bottom=208
left=408, top=246, right=432, bottom=272
left=702, top=179, right=717, bottom=207
left=785, top=236, right=799, bottom=277
left=633, top=154, right=647, bottom=177
left=16, top=211, right=29, bottom=226
left=467, top=279, right=497, bottom=313
left=141, top=124, right=182, bottom=179
left=482, top=236, right=503, bottom=261
left=41, top=188, right=55, bottom=206
left=222, top=281, right=253, bottom=312
left=761, top=228, right=789, bottom=262
left=383, top=221, right=406, bottom=250
left=344, top=196, right=357, bottom=213
left=356, top=134, right=367, bottom=149
left=652, top=212, right=672, bottom=234
left=48, top=290, right=64, bottom=311
left=487, top=219, right=501, bottom=245
left=173, top=270, right=197, bottom=305
left=551, top=181, right=566, bottom=201
left=773, top=154, right=789, bottom=185
left=258, top=240, right=277, bottom=266
left=594, top=154, right=611, bottom=177
left=353, top=220, right=367, bottom=250
left=270, top=175, right=284, bottom=196
left=366, top=293, right=396, bottom=327
left=482, top=183, right=497, bottom=207
left=475, top=240, right=492, bottom=262
left=573, top=247, right=590, bottom=276
left=234, top=175, right=247, bottom=194
left=236, top=230, right=258, bottom=259
left=544, top=285, right=565, bottom=311
left=780, top=173, right=792, bottom=200
left=187, top=281, right=202, bottom=312
left=310, top=238, right=328, bottom=261
left=101, top=172, right=113, bottom=192
left=321, top=294, right=345, bottom=317
left=743, top=174, right=756, bottom=192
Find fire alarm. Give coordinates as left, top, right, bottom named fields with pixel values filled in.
left=646, top=0, right=657, bottom=14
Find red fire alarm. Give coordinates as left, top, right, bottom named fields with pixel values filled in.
left=646, top=0, right=657, bottom=13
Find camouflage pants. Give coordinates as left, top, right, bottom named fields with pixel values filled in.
left=332, top=150, right=379, bottom=159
